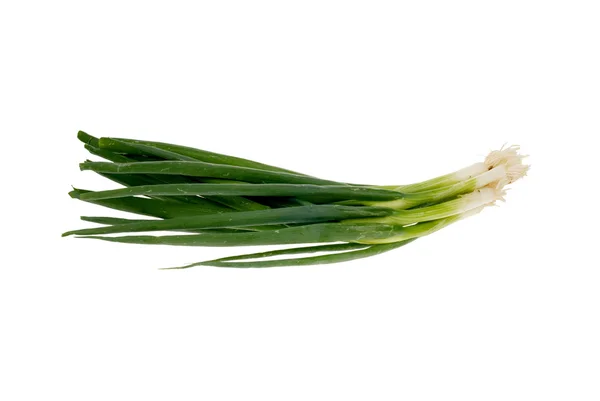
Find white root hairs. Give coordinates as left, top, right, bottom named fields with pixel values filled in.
left=500, top=164, right=530, bottom=187
left=484, top=144, right=530, bottom=188
left=485, top=144, right=523, bottom=169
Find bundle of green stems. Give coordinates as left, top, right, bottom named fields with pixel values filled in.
left=65, top=131, right=529, bottom=268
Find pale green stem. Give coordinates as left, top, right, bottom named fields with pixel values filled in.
left=356, top=205, right=486, bottom=244
left=378, top=162, right=488, bottom=193
left=346, top=187, right=502, bottom=226
left=366, top=165, right=506, bottom=210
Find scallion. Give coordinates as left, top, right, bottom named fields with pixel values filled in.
left=65, top=131, right=529, bottom=268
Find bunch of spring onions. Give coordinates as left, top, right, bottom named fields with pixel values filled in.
left=65, top=131, right=529, bottom=268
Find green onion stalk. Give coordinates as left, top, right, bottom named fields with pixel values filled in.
left=65, top=132, right=529, bottom=268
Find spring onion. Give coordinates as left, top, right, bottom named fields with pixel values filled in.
left=65, top=132, right=529, bottom=268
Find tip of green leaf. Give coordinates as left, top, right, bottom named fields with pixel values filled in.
left=159, top=266, right=191, bottom=270
left=77, top=130, right=99, bottom=148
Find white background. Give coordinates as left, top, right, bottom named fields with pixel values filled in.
left=1, top=1, right=599, bottom=400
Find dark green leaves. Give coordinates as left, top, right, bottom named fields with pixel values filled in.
left=80, top=160, right=346, bottom=185
left=66, top=131, right=414, bottom=269
left=77, top=223, right=406, bottom=247
left=168, top=240, right=416, bottom=269
left=78, top=183, right=403, bottom=202
left=63, top=205, right=394, bottom=237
